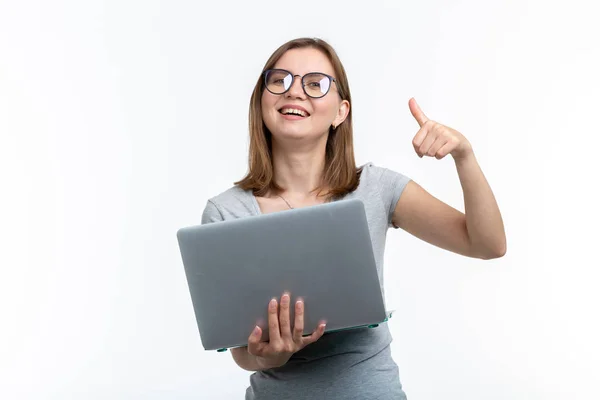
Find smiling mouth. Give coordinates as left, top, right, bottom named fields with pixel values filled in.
left=278, top=108, right=310, bottom=117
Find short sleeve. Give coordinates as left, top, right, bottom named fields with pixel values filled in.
left=201, top=200, right=224, bottom=225
left=378, top=167, right=411, bottom=229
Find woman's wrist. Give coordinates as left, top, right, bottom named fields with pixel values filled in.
left=231, top=347, right=288, bottom=371
left=231, top=347, right=262, bottom=371
left=255, top=354, right=289, bottom=370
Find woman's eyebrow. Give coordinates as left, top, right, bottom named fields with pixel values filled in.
left=275, top=69, right=332, bottom=76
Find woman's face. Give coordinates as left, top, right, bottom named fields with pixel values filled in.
left=261, top=47, right=349, bottom=141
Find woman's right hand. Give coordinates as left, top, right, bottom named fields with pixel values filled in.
left=247, top=293, right=326, bottom=369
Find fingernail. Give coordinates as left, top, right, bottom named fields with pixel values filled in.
left=253, top=326, right=260, bottom=335
left=270, top=298, right=277, bottom=309
left=281, top=294, right=289, bottom=304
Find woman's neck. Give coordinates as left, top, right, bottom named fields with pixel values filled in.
left=270, top=137, right=328, bottom=198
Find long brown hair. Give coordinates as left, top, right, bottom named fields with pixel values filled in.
left=234, top=37, right=362, bottom=200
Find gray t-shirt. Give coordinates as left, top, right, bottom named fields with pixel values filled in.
left=201, top=162, right=410, bottom=400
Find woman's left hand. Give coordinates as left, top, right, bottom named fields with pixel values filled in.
left=408, top=98, right=473, bottom=161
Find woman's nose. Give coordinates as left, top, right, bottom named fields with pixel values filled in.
left=285, top=76, right=306, bottom=99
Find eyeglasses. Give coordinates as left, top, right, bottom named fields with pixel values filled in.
left=263, top=69, right=338, bottom=99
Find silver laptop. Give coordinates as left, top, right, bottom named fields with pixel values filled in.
left=176, top=198, right=391, bottom=351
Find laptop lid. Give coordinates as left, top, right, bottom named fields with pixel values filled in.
left=176, top=199, right=387, bottom=351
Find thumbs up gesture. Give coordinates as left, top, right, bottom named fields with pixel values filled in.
left=409, top=98, right=472, bottom=161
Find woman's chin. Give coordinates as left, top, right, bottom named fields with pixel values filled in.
left=272, top=129, right=322, bottom=141
left=271, top=123, right=330, bottom=139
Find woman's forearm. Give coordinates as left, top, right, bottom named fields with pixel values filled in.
left=454, top=151, right=506, bottom=259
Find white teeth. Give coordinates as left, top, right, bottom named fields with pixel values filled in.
left=280, top=108, right=308, bottom=117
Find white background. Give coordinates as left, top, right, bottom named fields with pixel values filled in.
left=1, top=0, right=599, bottom=399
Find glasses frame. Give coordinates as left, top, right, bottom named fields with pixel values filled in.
left=262, top=68, right=338, bottom=99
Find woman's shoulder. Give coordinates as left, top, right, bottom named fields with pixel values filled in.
left=359, top=161, right=382, bottom=176
left=357, top=161, right=411, bottom=201
left=201, top=185, right=256, bottom=224
left=208, top=185, right=249, bottom=205
left=358, top=161, right=408, bottom=183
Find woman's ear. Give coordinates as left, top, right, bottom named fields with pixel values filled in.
left=332, top=100, right=350, bottom=128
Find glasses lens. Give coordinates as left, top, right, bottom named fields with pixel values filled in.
left=303, top=73, right=331, bottom=98
left=265, top=70, right=293, bottom=94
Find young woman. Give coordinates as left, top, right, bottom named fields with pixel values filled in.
left=201, top=37, right=506, bottom=399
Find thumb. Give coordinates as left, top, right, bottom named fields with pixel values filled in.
left=247, top=325, right=264, bottom=354
left=409, top=97, right=429, bottom=127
